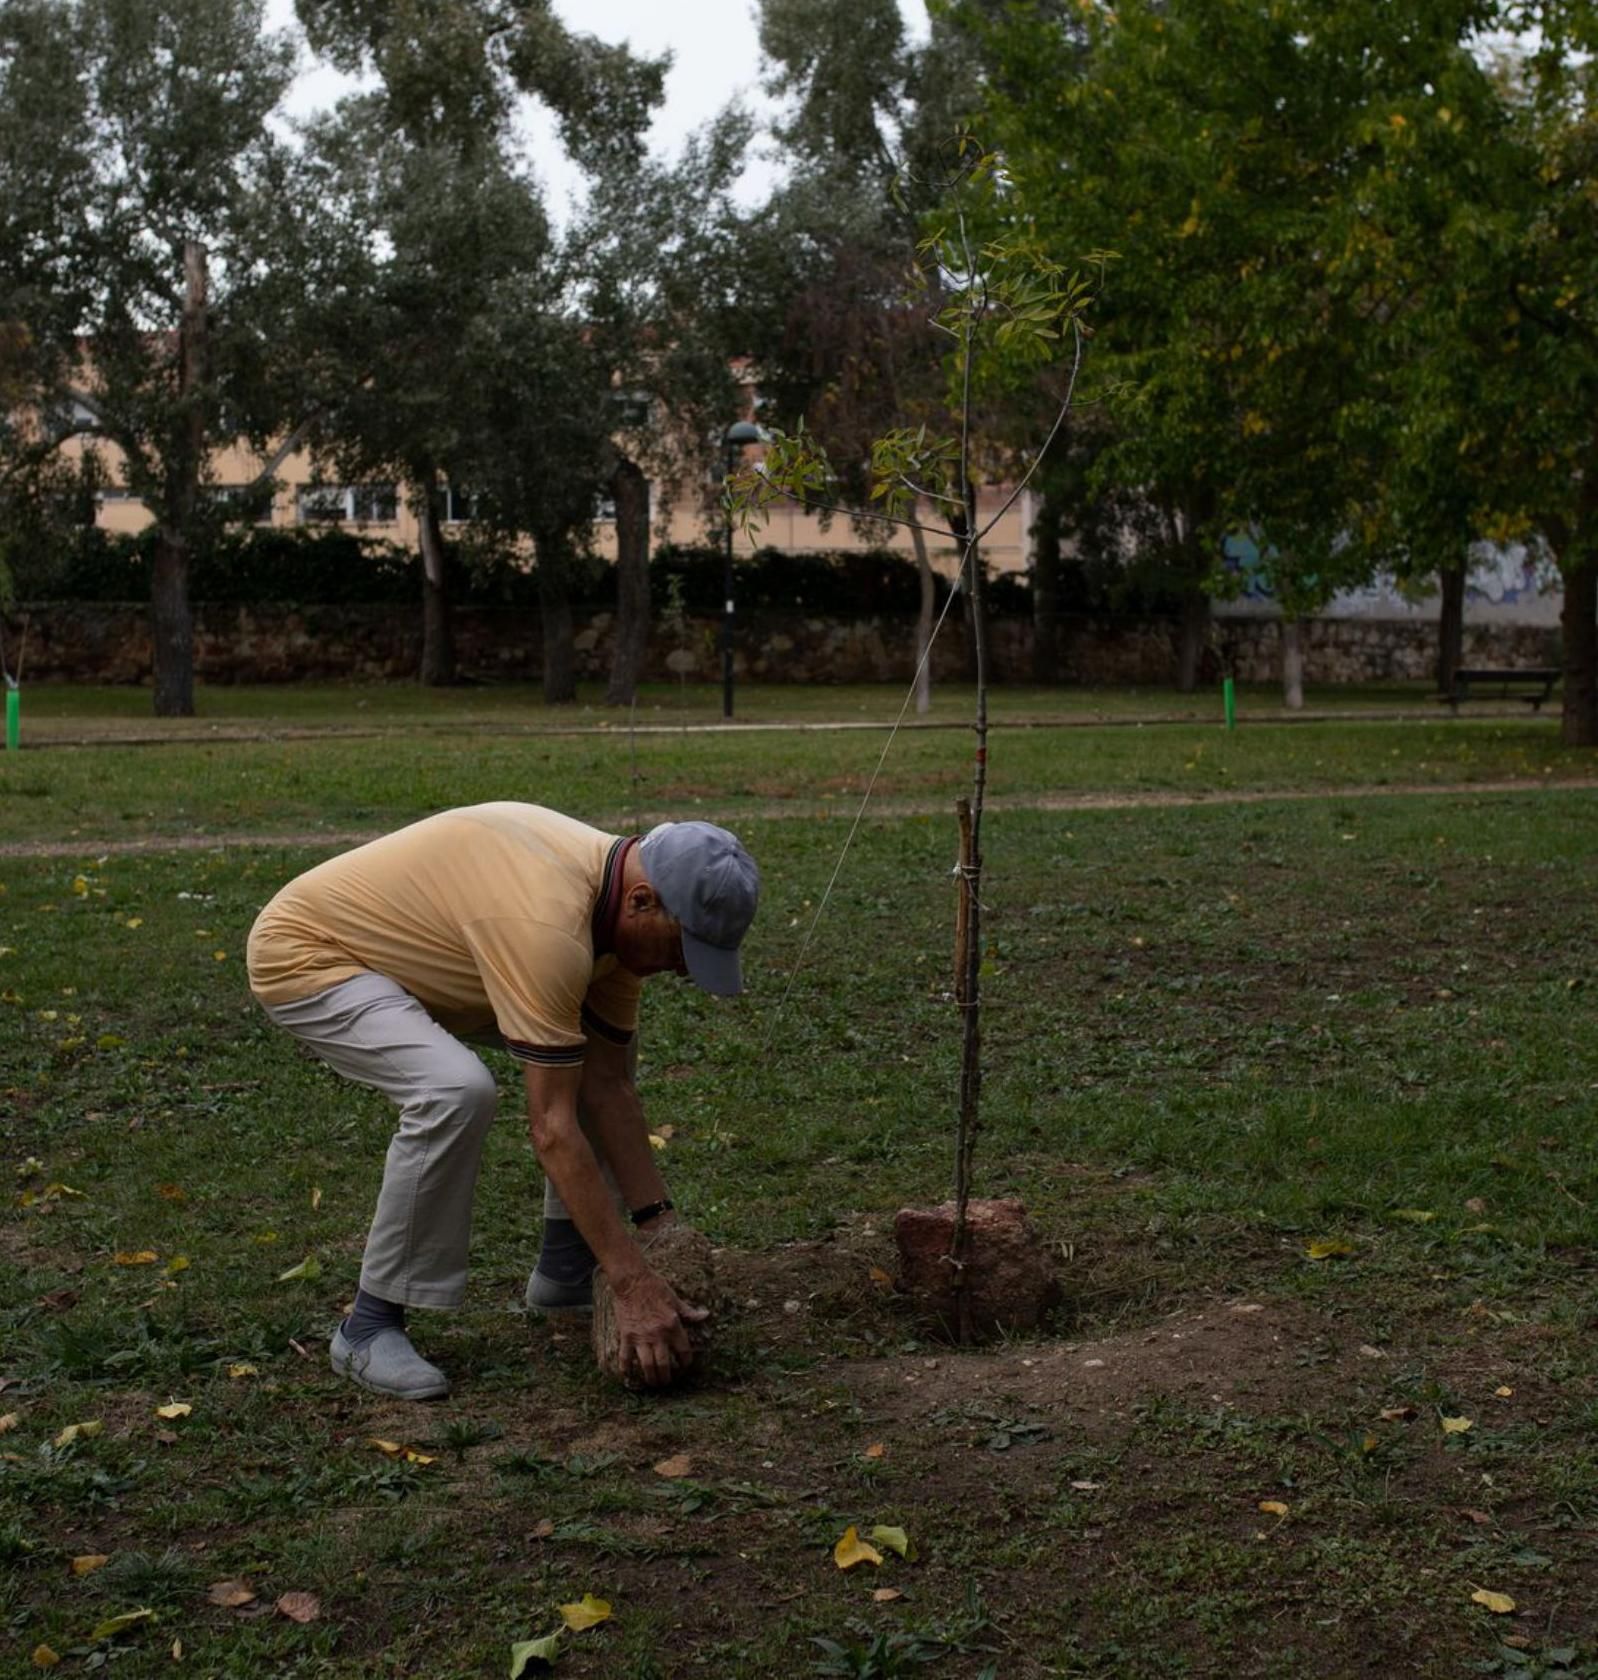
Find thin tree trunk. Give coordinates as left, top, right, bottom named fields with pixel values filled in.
left=1560, top=554, right=1597, bottom=746
left=1281, top=618, right=1305, bottom=711
left=1176, top=586, right=1210, bottom=693
left=909, top=512, right=934, bottom=715
left=152, top=240, right=206, bottom=717
left=1436, top=560, right=1466, bottom=693
left=416, top=483, right=455, bottom=686
left=951, top=487, right=988, bottom=1347
left=604, top=456, right=650, bottom=706
left=1031, top=487, right=1064, bottom=684
left=538, top=532, right=577, bottom=704
left=950, top=500, right=980, bottom=682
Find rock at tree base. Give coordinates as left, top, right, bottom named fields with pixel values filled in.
left=592, top=1223, right=719, bottom=1389
left=894, top=1198, right=1060, bottom=1339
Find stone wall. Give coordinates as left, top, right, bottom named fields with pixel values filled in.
left=3, top=599, right=1560, bottom=688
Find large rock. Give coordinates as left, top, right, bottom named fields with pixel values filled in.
left=894, top=1198, right=1061, bottom=1340
left=591, top=1223, right=718, bottom=1390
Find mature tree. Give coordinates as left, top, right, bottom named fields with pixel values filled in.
left=967, top=0, right=1425, bottom=701
left=294, top=0, right=666, bottom=692
left=744, top=0, right=974, bottom=708
left=0, top=0, right=298, bottom=715
left=567, top=113, right=752, bottom=706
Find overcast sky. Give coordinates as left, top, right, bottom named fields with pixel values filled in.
left=263, top=0, right=931, bottom=221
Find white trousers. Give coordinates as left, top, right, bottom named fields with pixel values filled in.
left=261, top=972, right=621, bottom=1309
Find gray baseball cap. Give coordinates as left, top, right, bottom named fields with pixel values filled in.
left=638, top=820, right=760, bottom=996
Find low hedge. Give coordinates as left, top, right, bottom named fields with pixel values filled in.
left=19, top=527, right=1032, bottom=616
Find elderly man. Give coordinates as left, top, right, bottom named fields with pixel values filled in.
left=246, top=804, right=759, bottom=1399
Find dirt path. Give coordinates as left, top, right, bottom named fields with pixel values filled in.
left=3, top=775, right=1593, bottom=859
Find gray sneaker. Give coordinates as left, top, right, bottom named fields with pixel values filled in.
left=525, top=1269, right=594, bottom=1318
left=329, top=1324, right=450, bottom=1401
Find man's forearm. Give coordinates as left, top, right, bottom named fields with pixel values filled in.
left=530, top=1107, right=650, bottom=1287
left=580, top=1077, right=671, bottom=1216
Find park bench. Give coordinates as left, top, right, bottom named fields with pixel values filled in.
left=1439, top=666, right=1562, bottom=712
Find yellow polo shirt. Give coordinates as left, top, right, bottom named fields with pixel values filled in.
left=246, top=803, right=640, bottom=1066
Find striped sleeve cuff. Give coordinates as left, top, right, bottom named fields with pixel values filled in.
left=504, top=1039, right=586, bottom=1068
left=581, top=1004, right=635, bottom=1046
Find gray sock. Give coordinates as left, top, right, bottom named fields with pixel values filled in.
left=535, top=1218, right=596, bottom=1286
left=342, top=1287, right=406, bottom=1349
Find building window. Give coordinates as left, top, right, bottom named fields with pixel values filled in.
left=210, top=484, right=276, bottom=526
left=442, top=485, right=480, bottom=525
left=351, top=483, right=397, bottom=524
left=296, top=484, right=397, bottom=525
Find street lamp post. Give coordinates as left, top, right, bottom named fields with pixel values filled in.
left=720, top=420, right=763, bottom=720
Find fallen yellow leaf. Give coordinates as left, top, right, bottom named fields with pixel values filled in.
left=653, top=1454, right=693, bottom=1478
left=863, top=1442, right=885, bottom=1460
left=124, top=917, right=142, bottom=929
left=870, top=1525, right=912, bottom=1559
left=509, top=1632, right=563, bottom=1675
left=1471, top=1588, right=1516, bottom=1615
left=164, top=1256, right=190, bottom=1276
left=275, top=1592, right=320, bottom=1623
left=31, top=1645, right=60, bottom=1668
left=872, top=1588, right=903, bottom=1603
left=227, top=1363, right=258, bottom=1380
left=276, top=1255, right=320, bottom=1282
left=1257, top=1501, right=1290, bottom=1517
left=1494, top=1386, right=1513, bottom=1399
left=1379, top=1406, right=1417, bottom=1422
left=154, top=1403, right=192, bottom=1421
left=0, top=1413, right=18, bottom=1434
left=90, top=1609, right=155, bottom=1640
left=1391, top=1208, right=1436, bottom=1222
left=1305, top=1238, right=1356, bottom=1261
left=207, top=1580, right=256, bottom=1608
left=114, top=1251, right=159, bottom=1266
left=310, top=1186, right=322, bottom=1210
left=53, top=1420, right=103, bottom=1448
left=155, top=1184, right=185, bottom=1202
left=558, top=1593, right=612, bottom=1632
left=171, top=1637, right=182, bottom=1659
left=834, top=1526, right=883, bottom=1570
left=868, top=1266, right=894, bottom=1292
left=71, top=1554, right=110, bottom=1576
left=368, top=1438, right=432, bottom=1465
left=1441, top=1416, right=1474, bottom=1435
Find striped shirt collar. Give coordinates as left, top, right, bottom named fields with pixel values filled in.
left=591, top=836, right=636, bottom=957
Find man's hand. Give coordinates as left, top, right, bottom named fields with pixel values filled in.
left=609, top=1267, right=710, bottom=1388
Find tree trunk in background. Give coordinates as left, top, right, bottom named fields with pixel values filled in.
left=1436, top=560, right=1466, bottom=693
left=152, top=240, right=206, bottom=717
left=910, top=514, right=934, bottom=714
left=1176, top=586, right=1210, bottom=693
left=1281, top=618, right=1305, bottom=711
left=604, top=456, right=650, bottom=706
left=150, top=530, right=194, bottom=716
left=417, top=484, right=455, bottom=686
left=1031, top=487, right=1064, bottom=684
left=539, top=534, right=577, bottom=703
left=1561, top=554, right=1597, bottom=746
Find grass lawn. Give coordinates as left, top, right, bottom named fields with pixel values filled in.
left=14, top=678, right=1452, bottom=735
left=3, top=695, right=1597, bottom=1677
